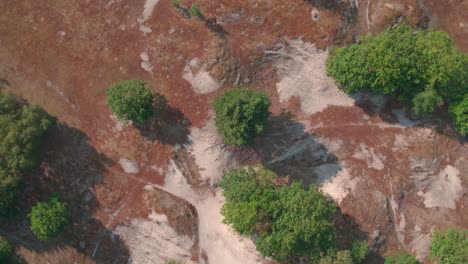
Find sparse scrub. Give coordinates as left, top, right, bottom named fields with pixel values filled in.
left=0, top=236, right=13, bottom=263
left=29, top=195, right=71, bottom=241
left=220, top=167, right=337, bottom=262
left=384, top=253, right=419, bottom=264
left=213, top=88, right=270, bottom=146
left=106, top=80, right=155, bottom=124
left=327, top=25, right=467, bottom=134
left=170, top=0, right=180, bottom=9
left=429, top=228, right=467, bottom=264
left=0, top=91, right=55, bottom=216
left=189, top=3, right=202, bottom=18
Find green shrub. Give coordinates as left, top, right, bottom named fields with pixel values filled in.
left=327, top=25, right=467, bottom=116
left=220, top=167, right=336, bottom=262
left=29, top=195, right=71, bottom=241
left=0, top=92, right=55, bottom=215
left=189, top=3, right=202, bottom=18
left=0, top=236, right=13, bottom=263
left=384, top=253, right=419, bottom=264
left=106, top=80, right=155, bottom=124
left=351, top=240, right=369, bottom=263
left=449, top=94, right=468, bottom=136
left=170, top=0, right=180, bottom=8
left=213, top=88, right=270, bottom=146
left=319, top=250, right=354, bottom=264
left=429, top=228, right=467, bottom=264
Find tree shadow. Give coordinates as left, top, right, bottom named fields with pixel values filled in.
left=135, top=95, right=191, bottom=145
left=0, top=123, right=130, bottom=263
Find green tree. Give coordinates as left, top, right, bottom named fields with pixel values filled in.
left=350, top=240, right=369, bottom=263
left=220, top=167, right=337, bottom=262
left=29, top=195, right=71, bottom=241
left=429, top=229, right=467, bottom=264
left=319, top=250, right=354, bottom=264
left=0, top=92, right=55, bottom=215
left=327, top=25, right=467, bottom=117
left=0, top=236, right=13, bottom=263
left=189, top=3, right=202, bottom=18
left=106, top=80, right=155, bottom=124
left=449, top=94, right=468, bottom=136
left=385, top=253, right=419, bottom=264
left=213, top=88, right=270, bottom=146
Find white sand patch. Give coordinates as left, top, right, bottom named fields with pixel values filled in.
left=137, top=0, right=160, bottom=34
left=183, top=58, right=220, bottom=94
left=317, top=167, right=359, bottom=204
left=410, top=225, right=432, bottom=261
left=161, top=161, right=264, bottom=264
left=186, top=118, right=236, bottom=185
left=423, top=165, right=462, bottom=209
left=110, top=114, right=128, bottom=131
left=352, top=144, right=385, bottom=170
left=266, top=39, right=354, bottom=114
left=140, top=51, right=153, bottom=73
left=115, top=210, right=195, bottom=264
left=393, top=134, right=409, bottom=151
left=119, top=158, right=140, bottom=174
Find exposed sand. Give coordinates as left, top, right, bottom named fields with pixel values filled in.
left=183, top=59, right=220, bottom=94
left=267, top=39, right=354, bottom=114
left=137, top=0, right=161, bottom=33
left=317, top=167, right=359, bottom=204
left=352, top=143, right=386, bottom=170
left=119, top=158, right=140, bottom=174
left=140, top=51, right=153, bottom=73
left=423, top=165, right=462, bottom=209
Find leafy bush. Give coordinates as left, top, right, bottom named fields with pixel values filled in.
left=106, top=80, right=155, bottom=124
left=189, top=3, right=202, bottom=18
left=327, top=25, right=467, bottom=118
left=351, top=240, right=369, bottom=263
left=170, top=0, right=180, bottom=8
left=213, top=88, right=270, bottom=146
left=220, top=167, right=337, bottom=262
left=0, top=92, right=55, bottom=215
left=29, top=195, right=71, bottom=241
left=384, top=253, right=419, bottom=264
left=449, top=94, right=468, bottom=136
left=0, top=236, right=13, bottom=263
left=319, top=250, right=354, bottom=264
left=429, top=228, right=467, bottom=264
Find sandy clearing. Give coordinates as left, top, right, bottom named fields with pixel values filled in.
left=411, top=225, right=432, bottom=261
left=140, top=51, right=153, bottom=73
left=119, top=158, right=140, bottom=174
left=317, top=167, right=359, bottom=204
left=162, top=160, right=264, bottom=264
left=423, top=165, right=462, bottom=209
left=183, top=59, right=220, bottom=94
left=267, top=39, right=354, bottom=114
left=115, top=210, right=195, bottom=264
left=352, top=143, right=385, bottom=170
left=137, top=0, right=161, bottom=34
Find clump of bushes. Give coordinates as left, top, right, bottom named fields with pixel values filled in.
left=327, top=25, right=467, bottom=135
left=29, top=195, right=71, bottom=241
left=189, top=3, right=202, bottom=18
left=0, top=91, right=55, bottom=216
left=213, top=88, right=270, bottom=146
left=106, top=80, right=155, bottom=124
left=429, top=228, right=467, bottom=264
left=220, top=167, right=337, bottom=262
left=0, top=236, right=13, bottom=263
left=384, top=253, right=419, bottom=264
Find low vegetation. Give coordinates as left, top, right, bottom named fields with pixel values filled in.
left=29, top=195, right=71, bottom=241
left=429, top=228, right=467, bottom=264
left=213, top=88, right=270, bottom=146
left=0, top=236, right=13, bottom=263
left=220, top=167, right=338, bottom=262
left=327, top=25, right=467, bottom=135
left=0, top=91, right=55, bottom=216
left=384, top=253, right=419, bottom=264
left=189, top=3, right=202, bottom=18
left=106, top=80, right=155, bottom=124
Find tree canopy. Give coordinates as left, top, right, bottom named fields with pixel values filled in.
left=0, top=92, right=55, bottom=215
left=0, top=236, right=13, bottom=263
left=326, top=25, right=467, bottom=134
left=220, top=167, right=337, bottom=262
left=213, top=88, right=270, bottom=146
left=384, top=253, right=419, bottom=264
left=29, top=195, right=71, bottom=241
left=429, top=228, right=467, bottom=264
left=106, top=80, right=155, bottom=124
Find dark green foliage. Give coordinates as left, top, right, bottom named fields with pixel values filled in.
left=106, top=80, right=155, bottom=124
left=327, top=25, right=467, bottom=117
left=0, top=236, right=13, bottom=263
left=0, top=92, right=55, bottom=215
left=429, top=229, right=468, bottom=264
left=29, top=195, right=71, bottom=241
left=189, top=3, right=202, bottom=18
left=350, top=240, right=369, bottom=263
left=384, top=253, right=419, bottom=264
left=449, top=94, right=468, bottom=136
left=220, top=167, right=337, bottom=262
left=319, top=250, right=354, bottom=264
left=213, top=88, right=270, bottom=146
